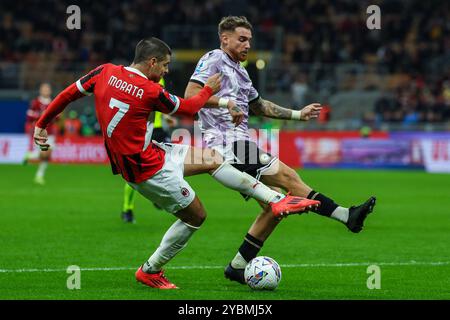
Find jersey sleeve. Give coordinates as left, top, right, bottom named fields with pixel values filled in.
left=75, top=64, right=106, bottom=96
left=189, top=51, right=221, bottom=86
left=152, top=84, right=213, bottom=116
left=36, top=83, right=84, bottom=129
left=248, top=84, right=259, bottom=103
left=153, top=87, right=182, bottom=115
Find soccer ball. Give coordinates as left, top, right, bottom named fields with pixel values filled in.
left=244, top=256, right=282, bottom=290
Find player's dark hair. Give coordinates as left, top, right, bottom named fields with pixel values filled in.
left=133, top=37, right=172, bottom=64
left=218, top=16, right=253, bottom=35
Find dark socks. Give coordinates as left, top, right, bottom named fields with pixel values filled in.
left=307, top=190, right=339, bottom=217
left=239, top=233, right=264, bottom=262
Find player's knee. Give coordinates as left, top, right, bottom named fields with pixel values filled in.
left=178, top=196, right=208, bottom=227
left=262, top=204, right=275, bottom=218
left=257, top=200, right=270, bottom=210
left=256, top=205, right=280, bottom=225
left=190, top=210, right=207, bottom=227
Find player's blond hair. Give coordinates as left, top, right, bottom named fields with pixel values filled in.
left=218, top=16, right=253, bottom=36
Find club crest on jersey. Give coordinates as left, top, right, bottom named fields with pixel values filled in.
left=181, top=187, right=190, bottom=197
left=259, top=153, right=271, bottom=165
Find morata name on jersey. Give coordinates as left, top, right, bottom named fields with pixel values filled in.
left=108, top=75, right=144, bottom=99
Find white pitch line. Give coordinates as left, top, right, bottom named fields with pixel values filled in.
left=0, top=261, right=449, bottom=273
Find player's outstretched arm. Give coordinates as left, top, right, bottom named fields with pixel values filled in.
left=185, top=81, right=220, bottom=107
left=34, top=83, right=84, bottom=150
left=184, top=81, right=244, bottom=126
left=249, top=97, right=322, bottom=121
left=161, top=73, right=222, bottom=117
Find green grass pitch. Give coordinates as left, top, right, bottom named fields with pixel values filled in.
left=0, top=164, right=449, bottom=299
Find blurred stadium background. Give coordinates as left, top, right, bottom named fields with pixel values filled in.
left=1, top=0, right=449, bottom=300
left=1, top=0, right=449, bottom=169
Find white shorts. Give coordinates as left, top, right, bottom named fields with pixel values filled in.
left=128, top=142, right=195, bottom=214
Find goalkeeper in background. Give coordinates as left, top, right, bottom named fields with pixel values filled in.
left=121, top=78, right=178, bottom=223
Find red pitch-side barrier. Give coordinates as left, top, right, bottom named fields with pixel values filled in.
left=52, top=136, right=109, bottom=163
left=278, top=131, right=389, bottom=167
left=5, top=132, right=449, bottom=171
left=51, top=131, right=390, bottom=166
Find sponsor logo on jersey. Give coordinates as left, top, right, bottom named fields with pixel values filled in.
left=194, top=61, right=205, bottom=75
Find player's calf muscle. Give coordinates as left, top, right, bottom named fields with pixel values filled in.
left=175, top=197, right=207, bottom=227
left=262, top=168, right=311, bottom=196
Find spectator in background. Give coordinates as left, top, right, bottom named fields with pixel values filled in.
left=291, top=73, right=309, bottom=108
left=23, top=82, right=59, bottom=185
left=1, top=0, right=449, bottom=125
left=63, top=110, right=82, bottom=137
left=79, top=106, right=101, bottom=136
left=372, top=73, right=450, bottom=126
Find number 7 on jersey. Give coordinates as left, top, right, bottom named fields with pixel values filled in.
left=107, top=98, right=130, bottom=137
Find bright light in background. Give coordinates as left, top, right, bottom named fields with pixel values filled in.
left=256, top=59, right=266, bottom=70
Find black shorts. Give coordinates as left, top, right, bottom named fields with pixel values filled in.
left=230, top=140, right=276, bottom=179
left=227, top=140, right=278, bottom=200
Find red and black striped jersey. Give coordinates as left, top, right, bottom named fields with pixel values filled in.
left=36, top=63, right=213, bottom=183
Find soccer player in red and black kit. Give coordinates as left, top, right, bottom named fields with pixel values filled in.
left=33, top=37, right=320, bottom=289
left=24, top=83, right=59, bottom=185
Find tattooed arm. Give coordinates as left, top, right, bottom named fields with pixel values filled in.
left=249, top=97, right=322, bottom=121
left=249, top=97, right=293, bottom=119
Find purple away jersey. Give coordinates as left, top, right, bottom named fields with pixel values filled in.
left=190, top=49, right=259, bottom=147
